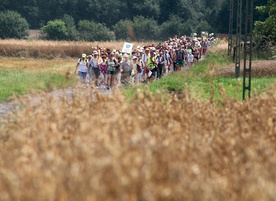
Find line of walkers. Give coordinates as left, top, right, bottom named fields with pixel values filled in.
left=75, top=35, right=215, bottom=89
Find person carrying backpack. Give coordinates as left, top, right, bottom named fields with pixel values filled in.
left=147, top=51, right=157, bottom=82
left=75, top=53, right=88, bottom=83
left=175, top=46, right=184, bottom=71
left=120, top=54, right=131, bottom=84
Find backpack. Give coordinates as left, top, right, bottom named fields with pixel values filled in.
left=122, top=61, right=131, bottom=73
left=175, top=50, right=184, bottom=60
left=137, top=64, right=142, bottom=73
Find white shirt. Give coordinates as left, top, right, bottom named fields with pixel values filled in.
left=187, top=54, right=194, bottom=62
left=78, top=59, right=88, bottom=72
left=89, top=57, right=102, bottom=68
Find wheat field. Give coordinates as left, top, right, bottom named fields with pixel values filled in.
left=0, top=86, right=276, bottom=201
left=0, top=40, right=149, bottom=58
left=210, top=60, right=276, bottom=77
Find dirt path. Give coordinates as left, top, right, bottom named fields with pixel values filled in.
left=0, top=57, right=205, bottom=123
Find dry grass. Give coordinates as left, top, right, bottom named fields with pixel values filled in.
left=210, top=60, right=276, bottom=77
left=0, top=87, right=276, bottom=201
left=208, top=43, right=229, bottom=54
left=206, top=43, right=276, bottom=77
left=0, top=57, right=76, bottom=73
left=0, top=40, right=149, bottom=58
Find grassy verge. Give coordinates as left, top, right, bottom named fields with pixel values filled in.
left=125, top=50, right=276, bottom=101
left=0, top=57, right=77, bottom=102
left=0, top=69, right=76, bottom=102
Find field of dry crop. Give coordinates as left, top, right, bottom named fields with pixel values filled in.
left=0, top=57, right=76, bottom=72
left=0, top=40, right=149, bottom=58
left=207, top=43, right=276, bottom=77
left=0, top=41, right=276, bottom=201
left=210, top=60, right=276, bottom=77
left=0, top=87, right=276, bottom=201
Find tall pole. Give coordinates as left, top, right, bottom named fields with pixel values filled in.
left=243, top=0, right=254, bottom=100
left=235, top=0, right=242, bottom=78
left=228, top=0, right=234, bottom=57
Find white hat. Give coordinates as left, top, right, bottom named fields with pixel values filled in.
left=93, top=50, right=98, bottom=54
left=123, top=54, right=129, bottom=58
left=132, top=56, right=137, bottom=60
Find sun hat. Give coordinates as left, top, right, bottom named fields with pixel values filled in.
left=93, top=50, right=98, bottom=54
left=123, top=54, right=129, bottom=58
left=132, top=56, right=137, bottom=60
left=82, top=53, right=86, bottom=57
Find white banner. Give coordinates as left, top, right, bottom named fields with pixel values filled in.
left=122, top=42, right=133, bottom=54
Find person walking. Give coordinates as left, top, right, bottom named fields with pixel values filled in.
left=114, top=54, right=122, bottom=86
left=89, top=50, right=102, bottom=86
left=175, top=46, right=184, bottom=71
left=156, top=51, right=165, bottom=79
left=120, top=54, right=131, bottom=84
left=107, top=52, right=117, bottom=90
left=130, top=56, right=139, bottom=84
left=187, top=52, right=194, bottom=67
left=100, top=53, right=108, bottom=88
left=147, top=51, right=157, bottom=82
left=75, top=53, right=88, bottom=83
left=141, top=47, right=150, bottom=82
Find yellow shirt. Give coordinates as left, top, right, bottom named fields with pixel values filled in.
left=147, top=57, right=156, bottom=69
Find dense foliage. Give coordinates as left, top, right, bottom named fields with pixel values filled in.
left=0, top=0, right=272, bottom=44
left=0, top=11, right=29, bottom=39
left=253, top=0, right=276, bottom=59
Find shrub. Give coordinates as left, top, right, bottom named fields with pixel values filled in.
left=159, top=15, right=186, bottom=40
left=194, top=20, right=213, bottom=35
left=253, top=0, right=276, bottom=59
left=78, top=20, right=114, bottom=41
left=62, top=15, right=79, bottom=41
left=0, top=10, right=29, bottom=39
left=41, top=20, right=68, bottom=40
left=113, top=19, right=135, bottom=41
left=133, top=16, right=159, bottom=41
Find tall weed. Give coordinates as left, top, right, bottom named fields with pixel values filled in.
left=0, top=88, right=276, bottom=200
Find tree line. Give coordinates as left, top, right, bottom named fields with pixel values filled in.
left=0, top=0, right=269, bottom=33
left=0, top=0, right=274, bottom=51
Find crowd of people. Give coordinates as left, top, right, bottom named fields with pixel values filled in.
left=75, top=35, right=215, bottom=89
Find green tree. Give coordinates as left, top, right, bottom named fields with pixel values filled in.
left=76, top=0, right=122, bottom=27
left=78, top=20, right=114, bottom=41
left=113, top=19, right=135, bottom=41
left=253, top=0, right=276, bottom=59
left=194, top=20, right=213, bottom=34
left=41, top=20, right=68, bottom=40
left=133, top=16, right=159, bottom=41
left=0, top=10, right=29, bottom=39
left=254, top=0, right=276, bottom=43
left=159, top=15, right=185, bottom=40
left=62, top=14, right=79, bottom=41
